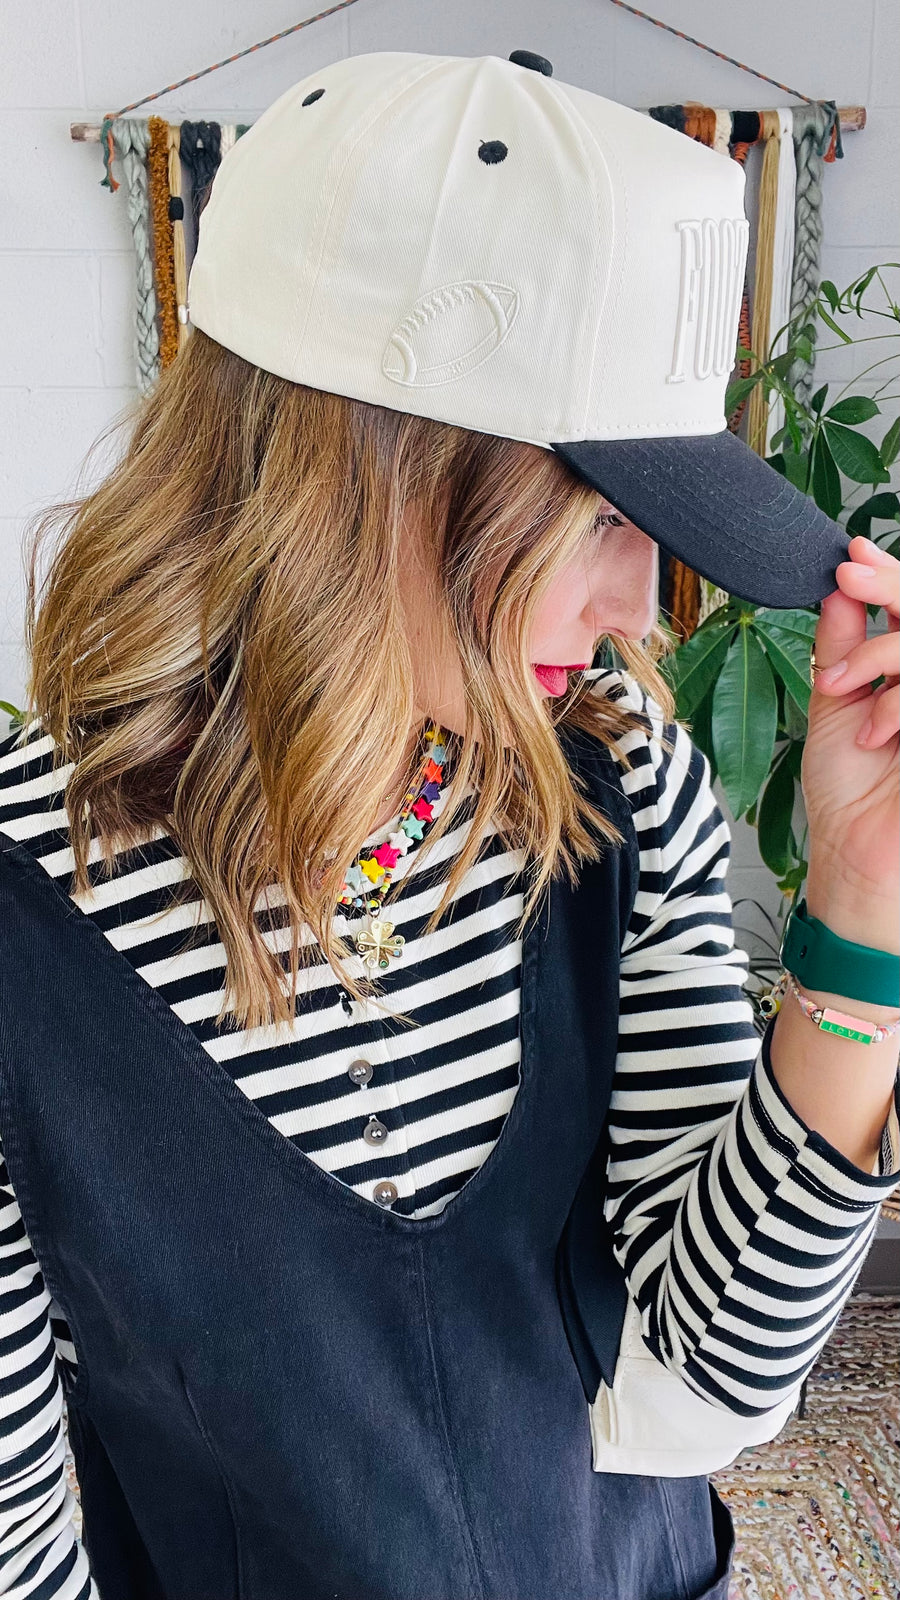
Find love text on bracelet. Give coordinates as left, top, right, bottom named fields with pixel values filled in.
left=760, top=970, right=900, bottom=1045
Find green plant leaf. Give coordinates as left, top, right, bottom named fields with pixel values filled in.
left=823, top=421, right=891, bottom=485
left=662, top=619, right=736, bottom=719
left=847, top=266, right=878, bottom=306
left=754, top=609, right=817, bottom=716
left=820, top=280, right=840, bottom=311
left=711, top=627, right=778, bottom=819
left=724, top=370, right=764, bottom=415
left=770, top=351, right=796, bottom=380
left=845, top=490, right=900, bottom=537
left=811, top=430, right=843, bottom=518
left=774, top=446, right=811, bottom=492
left=757, top=748, right=797, bottom=877
left=824, top=395, right=881, bottom=424
left=687, top=690, right=717, bottom=784
left=811, top=383, right=830, bottom=414
left=881, top=416, right=900, bottom=469
left=818, top=305, right=853, bottom=344
left=783, top=688, right=808, bottom=742
left=786, top=407, right=805, bottom=455
left=777, top=859, right=808, bottom=897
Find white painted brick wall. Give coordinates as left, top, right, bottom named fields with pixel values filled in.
left=2, top=0, right=898, bottom=949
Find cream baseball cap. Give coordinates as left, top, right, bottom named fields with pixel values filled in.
left=187, top=48, right=848, bottom=607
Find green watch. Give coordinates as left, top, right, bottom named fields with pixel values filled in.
left=780, top=897, right=900, bottom=1009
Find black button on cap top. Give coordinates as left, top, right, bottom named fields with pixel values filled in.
left=509, top=50, right=553, bottom=76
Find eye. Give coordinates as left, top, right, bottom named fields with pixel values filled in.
left=592, top=510, right=625, bottom=532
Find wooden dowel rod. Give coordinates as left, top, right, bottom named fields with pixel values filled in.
left=70, top=104, right=867, bottom=140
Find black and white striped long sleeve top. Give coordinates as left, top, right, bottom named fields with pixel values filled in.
left=0, top=667, right=897, bottom=1599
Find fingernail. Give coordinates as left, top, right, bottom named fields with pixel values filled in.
left=851, top=564, right=877, bottom=578
left=856, top=717, right=873, bottom=744
left=817, top=659, right=847, bottom=684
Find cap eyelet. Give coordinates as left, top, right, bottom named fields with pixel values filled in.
left=302, top=88, right=325, bottom=106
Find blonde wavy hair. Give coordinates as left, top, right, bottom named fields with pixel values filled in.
left=18, top=327, right=676, bottom=1034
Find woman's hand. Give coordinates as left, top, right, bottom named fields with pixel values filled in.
left=802, top=534, right=899, bottom=953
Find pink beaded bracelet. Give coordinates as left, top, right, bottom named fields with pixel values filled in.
left=762, top=970, right=900, bottom=1045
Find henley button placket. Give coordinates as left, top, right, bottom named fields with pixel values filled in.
left=347, top=1058, right=374, bottom=1086
left=336, top=978, right=409, bottom=1211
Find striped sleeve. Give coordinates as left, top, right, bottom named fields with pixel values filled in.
left=602, top=673, right=900, bottom=1419
left=0, top=1144, right=95, bottom=1596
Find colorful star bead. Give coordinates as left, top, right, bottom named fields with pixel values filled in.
left=360, top=857, right=385, bottom=884
left=388, top=830, right=411, bottom=855
left=402, top=815, right=425, bottom=841
left=371, top=842, right=401, bottom=870
left=344, top=864, right=366, bottom=895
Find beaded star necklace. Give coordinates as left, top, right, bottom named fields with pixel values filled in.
left=338, top=724, right=451, bottom=976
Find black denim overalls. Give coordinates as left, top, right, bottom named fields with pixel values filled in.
left=0, top=724, right=736, bottom=1599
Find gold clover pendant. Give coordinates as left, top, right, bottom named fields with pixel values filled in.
left=354, top=917, right=405, bottom=972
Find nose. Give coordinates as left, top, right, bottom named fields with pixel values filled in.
left=588, top=526, right=659, bottom=641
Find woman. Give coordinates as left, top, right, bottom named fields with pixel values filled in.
left=0, top=49, right=897, bottom=1600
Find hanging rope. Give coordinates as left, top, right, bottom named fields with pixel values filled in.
left=112, top=119, right=160, bottom=394
left=147, top=117, right=180, bottom=370
left=788, top=102, right=835, bottom=408
left=682, top=102, right=717, bottom=145
left=712, top=109, right=731, bottom=156
left=726, top=130, right=757, bottom=440
left=747, top=110, right=782, bottom=456
left=179, top=122, right=222, bottom=240
left=764, top=110, right=799, bottom=455
left=647, top=104, right=685, bottom=133
left=166, top=123, right=190, bottom=355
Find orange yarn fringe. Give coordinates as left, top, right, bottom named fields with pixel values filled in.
left=147, top=116, right=180, bottom=369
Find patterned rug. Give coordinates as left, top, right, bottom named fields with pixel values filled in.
left=713, top=1294, right=900, bottom=1600
left=63, top=1293, right=899, bottom=1596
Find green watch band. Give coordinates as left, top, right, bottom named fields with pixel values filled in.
left=780, top=897, right=900, bottom=1009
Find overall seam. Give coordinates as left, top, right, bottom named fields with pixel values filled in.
left=180, top=1369, right=246, bottom=1600
left=657, top=1478, right=694, bottom=1600
left=416, top=1236, right=487, bottom=1600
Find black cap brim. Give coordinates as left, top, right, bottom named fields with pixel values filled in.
left=551, top=428, right=849, bottom=609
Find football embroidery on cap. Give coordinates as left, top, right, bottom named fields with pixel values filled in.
left=667, top=217, right=750, bottom=384
left=382, top=281, right=520, bottom=388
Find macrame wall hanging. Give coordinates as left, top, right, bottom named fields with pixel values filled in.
left=70, top=1, right=866, bottom=642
